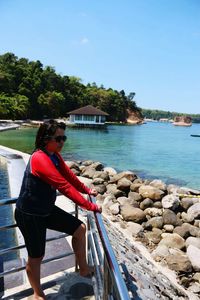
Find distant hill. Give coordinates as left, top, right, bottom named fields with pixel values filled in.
left=142, top=108, right=200, bottom=123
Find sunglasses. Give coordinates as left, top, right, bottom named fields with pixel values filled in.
left=53, top=135, right=67, bottom=143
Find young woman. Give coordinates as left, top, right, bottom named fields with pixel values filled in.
left=15, top=120, right=101, bottom=300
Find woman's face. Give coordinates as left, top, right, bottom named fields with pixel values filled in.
left=45, top=128, right=66, bottom=153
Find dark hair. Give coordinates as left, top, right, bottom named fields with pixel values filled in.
left=35, top=119, right=66, bottom=149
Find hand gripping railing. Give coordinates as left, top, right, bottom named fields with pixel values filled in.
left=87, top=196, right=131, bottom=300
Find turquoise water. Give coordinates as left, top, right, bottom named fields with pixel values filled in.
left=0, top=161, right=17, bottom=261
left=0, top=122, right=200, bottom=188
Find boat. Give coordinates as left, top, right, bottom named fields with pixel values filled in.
left=191, top=134, right=200, bottom=137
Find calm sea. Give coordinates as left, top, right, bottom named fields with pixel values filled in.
left=0, top=160, right=17, bottom=261
left=0, top=122, right=200, bottom=189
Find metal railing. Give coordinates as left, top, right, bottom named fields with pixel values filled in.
left=87, top=196, right=131, bottom=300
left=0, top=197, right=76, bottom=279
left=0, top=196, right=131, bottom=300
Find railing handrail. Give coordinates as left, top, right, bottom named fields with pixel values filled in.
left=88, top=196, right=130, bottom=300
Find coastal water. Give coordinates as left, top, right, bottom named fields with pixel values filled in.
left=0, top=160, right=16, bottom=261
left=0, top=122, right=200, bottom=189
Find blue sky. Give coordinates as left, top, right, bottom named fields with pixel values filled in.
left=0, top=0, right=200, bottom=114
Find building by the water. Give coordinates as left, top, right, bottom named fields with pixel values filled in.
left=67, top=105, right=109, bottom=127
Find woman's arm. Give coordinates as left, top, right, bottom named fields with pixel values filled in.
left=31, top=151, right=99, bottom=211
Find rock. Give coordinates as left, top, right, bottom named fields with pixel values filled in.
left=181, top=197, right=195, bottom=210
left=145, top=228, right=162, bottom=244
left=151, top=245, right=169, bottom=260
left=94, top=184, right=107, bottom=194
left=117, top=197, right=130, bottom=206
left=103, top=195, right=115, bottom=208
left=128, top=191, right=142, bottom=202
left=125, top=222, right=144, bottom=237
left=139, top=185, right=164, bottom=200
left=163, top=225, right=174, bottom=232
left=92, top=178, right=105, bottom=185
left=167, top=184, right=179, bottom=194
left=149, top=179, right=167, bottom=191
left=161, top=194, right=180, bottom=210
left=188, top=282, right=200, bottom=293
left=144, top=207, right=163, bottom=217
left=163, top=209, right=177, bottom=226
left=140, top=198, right=154, bottom=210
left=82, top=160, right=93, bottom=166
left=193, top=273, right=200, bottom=283
left=165, top=249, right=192, bottom=272
left=109, top=171, right=136, bottom=183
left=186, top=237, right=200, bottom=249
left=187, top=203, right=200, bottom=222
left=153, top=201, right=162, bottom=208
left=120, top=205, right=146, bottom=223
left=90, top=162, right=104, bottom=171
left=82, top=167, right=96, bottom=178
left=96, top=194, right=105, bottom=204
left=103, top=167, right=117, bottom=176
left=130, top=182, right=142, bottom=192
left=117, top=177, right=132, bottom=191
left=187, top=245, right=200, bottom=271
left=106, top=184, right=125, bottom=198
left=109, top=203, right=120, bottom=215
left=65, top=161, right=80, bottom=170
left=146, top=217, right=163, bottom=229
left=173, top=225, right=191, bottom=239
left=159, top=233, right=185, bottom=250
left=93, top=171, right=109, bottom=181
left=181, top=212, right=194, bottom=223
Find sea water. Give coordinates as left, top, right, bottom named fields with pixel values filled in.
left=0, top=122, right=200, bottom=189
left=0, top=160, right=16, bottom=261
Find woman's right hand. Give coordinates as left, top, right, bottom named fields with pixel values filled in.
left=96, top=205, right=102, bottom=213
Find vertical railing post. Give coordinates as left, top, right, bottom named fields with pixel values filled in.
left=75, top=204, right=79, bottom=272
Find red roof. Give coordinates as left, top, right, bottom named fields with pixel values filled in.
left=67, top=105, right=109, bottom=116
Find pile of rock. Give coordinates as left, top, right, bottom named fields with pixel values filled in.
left=66, top=159, right=200, bottom=297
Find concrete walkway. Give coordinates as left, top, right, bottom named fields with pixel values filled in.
left=2, top=268, right=95, bottom=300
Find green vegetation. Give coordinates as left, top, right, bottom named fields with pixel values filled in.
left=0, top=52, right=141, bottom=122
left=142, top=109, right=200, bottom=123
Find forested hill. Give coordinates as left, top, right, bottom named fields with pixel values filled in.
left=0, top=52, right=142, bottom=122
left=142, top=108, right=200, bottom=123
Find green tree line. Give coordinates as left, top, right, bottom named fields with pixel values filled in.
left=0, top=52, right=141, bottom=122
left=142, top=109, right=200, bottom=123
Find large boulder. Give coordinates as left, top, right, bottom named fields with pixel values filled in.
left=120, top=205, right=146, bottom=223
left=165, top=249, right=192, bottom=272
left=128, top=191, right=142, bottom=202
left=163, top=209, right=178, bottom=226
left=187, top=245, right=200, bottom=271
left=145, top=217, right=163, bottom=229
left=158, top=233, right=185, bottom=250
left=109, top=171, right=136, bottom=183
left=103, top=167, right=117, bottom=176
left=187, top=203, right=200, bottom=222
left=144, top=207, right=162, bottom=217
left=93, top=171, right=110, bottom=181
left=161, top=194, right=180, bottom=210
left=149, top=179, right=167, bottom=191
left=117, top=177, right=132, bottom=191
left=139, top=185, right=164, bottom=200
left=186, top=237, right=200, bottom=249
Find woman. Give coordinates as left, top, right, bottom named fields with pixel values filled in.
left=15, top=120, right=101, bottom=300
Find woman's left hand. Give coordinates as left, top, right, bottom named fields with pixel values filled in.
left=90, top=188, right=98, bottom=196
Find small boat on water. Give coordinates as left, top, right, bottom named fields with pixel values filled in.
left=191, top=134, right=200, bottom=137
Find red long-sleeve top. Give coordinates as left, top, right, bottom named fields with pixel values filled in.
left=16, top=150, right=98, bottom=215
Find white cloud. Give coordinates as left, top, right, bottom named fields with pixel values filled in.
left=80, top=37, right=89, bottom=44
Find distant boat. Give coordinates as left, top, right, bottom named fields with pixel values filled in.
left=191, top=134, right=200, bottom=137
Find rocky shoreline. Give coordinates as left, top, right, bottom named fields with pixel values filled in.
left=66, top=159, right=200, bottom=298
